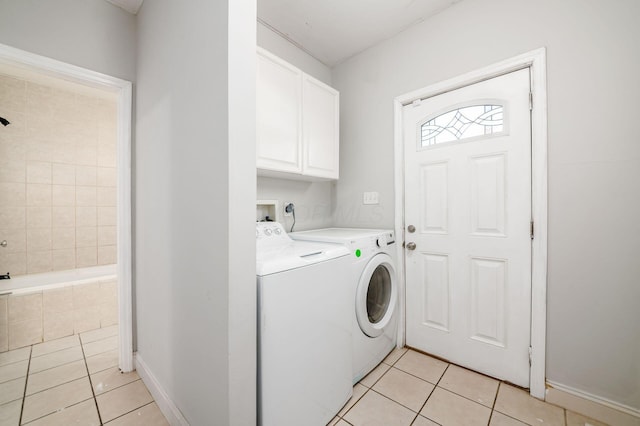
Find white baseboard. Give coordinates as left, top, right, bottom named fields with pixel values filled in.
left=135, top=352, right=190, bottom=426
left=546, top=380, right=640, bottom=426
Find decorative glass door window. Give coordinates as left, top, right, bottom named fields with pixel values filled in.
left=420, top=102, right=505, bottom=147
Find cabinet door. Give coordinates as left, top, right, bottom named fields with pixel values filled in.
left=257, top=50, right=302, bottom=174
left=302, top=75, right=339, bottom=179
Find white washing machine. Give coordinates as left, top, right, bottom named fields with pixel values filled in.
left=256, top=223, right=353, bottom=426
left=290, top=228, right=399, bottom=384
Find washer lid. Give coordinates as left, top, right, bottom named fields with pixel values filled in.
left=256, top=240, right=349, bottom=276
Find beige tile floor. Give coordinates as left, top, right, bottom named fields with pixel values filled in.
left=330, top=347, right=610, bottom=426
left=0, top=326, right=169, bottom=426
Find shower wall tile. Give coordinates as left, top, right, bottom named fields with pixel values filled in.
left=0, top=76, right=26, bottom=113
left=97, top=207, right=116, bottom=227
left=76, top=206, right=97, bottom=227
left=52, top=206, right=75, bottom=228
left=52, top=227, right=75, bottom=250
left=76, top=247, right=97, bottom=268
left=0, top=252, right=26, bottom=275
left=0, top=207, right=26, bottom=229
left=97, top=187, right=116, bottom=207
left=26, top=184, right=51, bottom=206
left=1, top=112, right=25, bottom=137
left=52, top=164, right=75, bottom=185
left=26, top=161, right=52, bottom=184
left=0, top=183, right=26, bottom=206
left=27, top=206, right=52, bottom=229
left=52, top=185, right=75, bottom=206
left=0, top=229, right=26, bottom=253
left=0, top=74, right=116, bottom=277
left=97, top=167, right=116, bottom=187
left=26, top=139, right=53, bottom=162
left=0, top=160, right=26, bottom=183
left=76, top=143, right=98, bottom=166
left=98, top=246, right=117, bottom=266
left=51, top=141, right=76, bottom=164
left=97, top=143, right=116, bottom=167
left=52, top=249, right=76, bottom=271
left=76, top=227, right=97, bottom=248
left=27, top=251, right=52, bottom=274
left=98, top=227, right=116, bottom=246
left=76, top=166, right=97, bottom=186
left=27, top=228, right=52, bottom=252
left=0, top=136, right=27, bottom=161
left=76, top=186, right=97, bottom=206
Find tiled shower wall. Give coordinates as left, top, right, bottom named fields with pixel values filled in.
left=0, top=73, right=117, bottom=276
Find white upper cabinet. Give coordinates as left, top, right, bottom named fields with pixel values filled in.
left=257, top=48, right=339, bottom=180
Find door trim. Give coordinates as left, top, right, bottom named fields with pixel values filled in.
left=393, top=48, right=548, bottom=399
left=0, top=43, right=135, bottom=372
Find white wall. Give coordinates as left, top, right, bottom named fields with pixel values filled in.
left=136, top=0, right=255, bottom=424
left=0, top=0, right=136, bottom=82
left=256, top=22, right=336, bottom=231
left=332, top=0, right=640, bottom=411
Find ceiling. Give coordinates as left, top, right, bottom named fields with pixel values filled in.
left=258, top=0, right=462, bottom=66
left=104, top=0, right=143, bottom=15
left=104, top=0, right=461, bottom=67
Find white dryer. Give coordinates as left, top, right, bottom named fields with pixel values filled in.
left=290, top=228, right=399, bottom=383
left=256, top=223, right=353, bottom=426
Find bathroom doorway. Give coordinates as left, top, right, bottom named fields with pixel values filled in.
left=0, top=44, right=133, bottom=371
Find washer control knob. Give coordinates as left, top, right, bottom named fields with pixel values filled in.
left=274, top=227, right=282, bottom=235
left=376, top=236, right=387, bottom=248
left=264, top=228, right=272, bottom=236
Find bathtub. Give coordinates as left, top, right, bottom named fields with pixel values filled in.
left=0, top=264, right=119, bottom=352
left=0, top=264, right=117, bottom=295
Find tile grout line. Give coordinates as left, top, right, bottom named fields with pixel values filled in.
left=340, top=351, right=404, bottom=420
left=487, top=380, right=501, bottom=425
left=415, top=363, right=450, bottom=425
left=18, top=345, right=33, bottom=426
left=20, top=396, right=95, bottom=425
left=79, top=334, right=104, bottom=425
left=101, top=398, right=155, bottom=425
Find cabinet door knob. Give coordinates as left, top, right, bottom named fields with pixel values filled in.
left=406, top=242, right=416, bottom=250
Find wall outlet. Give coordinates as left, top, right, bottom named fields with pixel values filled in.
left=284, top=202, right=294, bottom=217
left=363, top=191, right=379, bottom=205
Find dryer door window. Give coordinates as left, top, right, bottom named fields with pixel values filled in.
left=367, top=265, right=392, bottom=324
left=356, top=253, right=397, bottom=338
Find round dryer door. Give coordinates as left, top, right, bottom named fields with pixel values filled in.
left=355, top=253, right=397, bottom=338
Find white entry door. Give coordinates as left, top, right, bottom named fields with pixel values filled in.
left=404, top=68, right=532, bottom=387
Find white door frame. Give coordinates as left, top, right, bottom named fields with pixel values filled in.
left=0, top=43, right=134, bottom=372
left=393, top=48, right=548, bottom=399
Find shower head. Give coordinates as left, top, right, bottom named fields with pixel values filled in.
left=0, top=117, right=9, bottom=126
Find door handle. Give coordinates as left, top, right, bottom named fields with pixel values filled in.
left=0, top=240, right=7, bottom=248
left=406, top=242, right=416, bottom=250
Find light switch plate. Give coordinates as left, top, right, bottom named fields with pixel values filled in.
left=363, top=191, right=379, bottom=205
